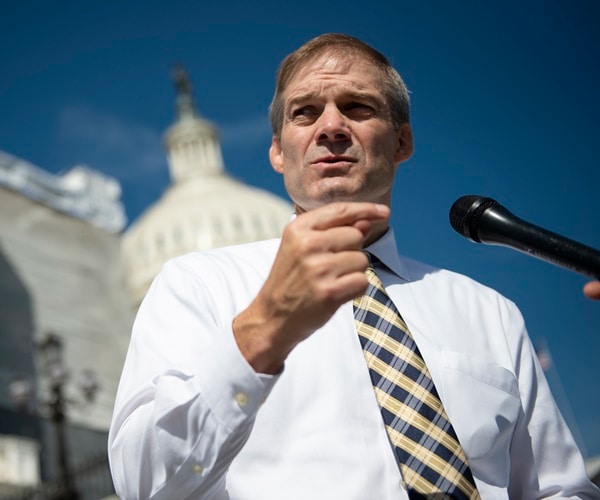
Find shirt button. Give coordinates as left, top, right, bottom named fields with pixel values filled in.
left=235, top=392, right=248, bottom=407
left=193, top=464, right=203, bottom=474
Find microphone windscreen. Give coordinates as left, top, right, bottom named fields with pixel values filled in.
left=449, top=195, right=497, bottom=242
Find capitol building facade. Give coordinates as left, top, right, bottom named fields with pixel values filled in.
left=0, top=69, right=292, bottom=497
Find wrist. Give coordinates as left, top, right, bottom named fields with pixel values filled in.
left=232, top=305, right=292, bottom=375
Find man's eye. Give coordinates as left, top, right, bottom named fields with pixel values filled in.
left=289, top=106, right=319, bottom=124
left=292, top=107, right=314, bottom=117
left=345, top=102, right=374, bottom=116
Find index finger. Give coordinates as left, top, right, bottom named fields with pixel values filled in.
left=298, top=202, right=390, bottom=231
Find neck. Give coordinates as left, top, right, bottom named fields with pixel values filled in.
left=363, top=219, right=389, bottom=247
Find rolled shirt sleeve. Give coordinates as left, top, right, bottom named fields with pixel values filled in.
left=108, top=255, right=277, bottom=499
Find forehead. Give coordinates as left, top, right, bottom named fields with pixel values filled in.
left=283, top=52, right=386, bottom=102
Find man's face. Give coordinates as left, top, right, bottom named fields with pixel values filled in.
left=269, top=52, right=413, bottom=213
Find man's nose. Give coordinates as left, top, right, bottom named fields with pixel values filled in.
left=316, top=106, right=350, bottom=143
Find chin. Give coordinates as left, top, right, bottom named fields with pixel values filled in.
left=292, top=182, right=383, bottom=210
left=321, top=184, right=364, bottom=201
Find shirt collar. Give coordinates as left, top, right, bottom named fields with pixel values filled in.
left=365, top=228, right=408, bottom=282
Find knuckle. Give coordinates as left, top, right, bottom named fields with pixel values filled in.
left=282, top=219, right=301, bottom=240
left=298, top=234, right=324, bottom=254
left=348, top=227, right=367, bottom=247
left=299, top=255, right=326, bottom=280
left=331, top=202, right=350, bottom=218
left=313, top=282, right=340, bottom=307
left=357, top=251, right=370, bottom=268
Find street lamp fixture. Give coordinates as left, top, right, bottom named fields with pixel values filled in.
left=8, top=376, right=33, bottom=413
left=8, top=332, right=100, bottom=500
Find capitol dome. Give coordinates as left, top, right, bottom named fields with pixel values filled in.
left=122, top=67, right=292, bottom=305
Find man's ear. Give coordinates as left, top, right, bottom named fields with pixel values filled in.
left=269, top=136, right=284, bottom=173
left=393, top=123, right=414, bottom=164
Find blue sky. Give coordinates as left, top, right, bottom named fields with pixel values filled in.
left=2, top=1, right=599, bottom=457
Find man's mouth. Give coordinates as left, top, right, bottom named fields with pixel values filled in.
left=311, top=155, right=357, bottom=165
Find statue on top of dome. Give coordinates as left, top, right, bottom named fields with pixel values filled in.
left=171, top=64, right=197, bottom=120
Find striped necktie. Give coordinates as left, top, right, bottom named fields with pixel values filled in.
left=353, top=258, right=479, bottom=499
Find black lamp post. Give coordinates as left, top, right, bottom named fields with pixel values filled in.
left=41, top=333, right=78, bottom=500
left=9, top=332, right=99, bottom=500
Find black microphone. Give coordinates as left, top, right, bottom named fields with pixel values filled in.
left=449, top=195, right=600, bottom=279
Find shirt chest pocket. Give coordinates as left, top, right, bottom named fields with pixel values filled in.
left=438, top=350, right=521, bottom=488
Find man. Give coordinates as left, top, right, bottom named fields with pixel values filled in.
left=108, top=34, right=598, bottom=499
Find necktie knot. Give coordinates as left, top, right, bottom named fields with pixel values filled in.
left=361, top=253, right=387, bottom=293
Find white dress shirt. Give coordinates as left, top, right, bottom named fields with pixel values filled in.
left=108, top=230, right=599, bottom=499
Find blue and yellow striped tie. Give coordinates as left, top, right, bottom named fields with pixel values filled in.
left=353, top=260, right=479, bottom=499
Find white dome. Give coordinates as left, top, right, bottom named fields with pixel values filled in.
left=122, top=67, right=292, bottom=305
left=122, top=174, right=291, bottom=304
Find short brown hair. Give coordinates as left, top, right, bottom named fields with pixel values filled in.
left=269, top=33, right=410, bottom=137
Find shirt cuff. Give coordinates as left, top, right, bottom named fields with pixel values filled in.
left=193, top=325, right=279, bottom=431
